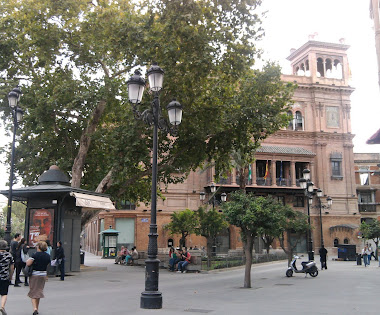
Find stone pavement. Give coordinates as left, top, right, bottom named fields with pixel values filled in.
left=4, top=252, right=380, bottom=315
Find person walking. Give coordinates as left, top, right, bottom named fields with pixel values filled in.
left=319, top=245, right=328, bottom=270
left=14, top=238, right=29, bottom=286
left=0, top=240, right=14, bottom=315
left=55, top=241, right=65, bottom=281
left=362, top=246, right=370, bottom=267
left=18, top=239, right=29, bottom=286
left=9, top=233, right=20, bottom=287
left=26, top=241, right=51, bottom=315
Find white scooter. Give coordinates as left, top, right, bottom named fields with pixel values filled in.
left=286, top=255, right=318, bottom=278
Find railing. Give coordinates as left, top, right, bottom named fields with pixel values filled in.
left=256, top=177, right=272, bottom=186
left=217, top=177, right=232, bottom=185
left=276, top=178, right=292, bottom=186
left=358, top=204, right=377, bottom=212
left=200, top=252, right=288, bottom=271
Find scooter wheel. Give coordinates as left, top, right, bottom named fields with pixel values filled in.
left=309, top=270, right=318, bottom=277
left=286, top=269, right=293, bottom=277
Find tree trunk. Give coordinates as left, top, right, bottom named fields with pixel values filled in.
left=244, top=233, right=254, bottom=288
left=180, top=234, right=187, bottom=248
left=239, top=166, right=249, bottom=192
left=96, top=168, right=113, bottom=193
left=71, top=99, right=107, bottom=188
left=279, top=233, right=292, bottom=266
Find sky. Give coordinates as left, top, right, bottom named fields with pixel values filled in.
left=0, top=0, right=380, bottom=202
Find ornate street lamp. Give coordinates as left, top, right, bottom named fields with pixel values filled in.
left=5, top=87, right=23, bottom=244
left=301, top=168, right=315, bottom=261
left=313, top=189, right=332, bottom=248
left=199, top=184, right=226, bottom=209
left=127, top=64, right=182, bottom=310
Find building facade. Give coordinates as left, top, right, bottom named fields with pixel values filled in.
left=354, top=153, right=380, bottom=223
left=83, top=40, right=361, bottom=257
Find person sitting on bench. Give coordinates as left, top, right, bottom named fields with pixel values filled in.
left=126, top=247, right=138, bottom=265
left=115, top=246, right=128, bottom=264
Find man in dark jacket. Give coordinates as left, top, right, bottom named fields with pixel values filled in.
left=319, top=245, right=328, bottom=270
left=55, top=241, right=65, bottom=281
left=9, top=233, right=20, bottom=286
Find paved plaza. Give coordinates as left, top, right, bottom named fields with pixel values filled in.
left=4, top=252, right=380, bottom=314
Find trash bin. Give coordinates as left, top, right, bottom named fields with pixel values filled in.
left=80, top=250, right=85, bottom=264
left=356, top=254, right=362, bottom=265
left=338, top=244, right=356, bottom=261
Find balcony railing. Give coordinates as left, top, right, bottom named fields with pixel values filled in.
left=276, top=178, right=292, bottom=187
left=358, top=204, right=377, bottom=213
left=256, top=177, right=272, bottom=186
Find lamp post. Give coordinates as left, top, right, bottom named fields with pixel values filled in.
left=127, top=64, right=182, bottom=310
left=199, top=187, right=227, bottom=255
left=5, top=87, right=23, bottom=245
left=199, top=184, right=227, bottom=209
left=299, top=169, right=315, bottom=261
left=210, top=182, right=216, bottom=209
left=315, top=189, right=332, bottom=248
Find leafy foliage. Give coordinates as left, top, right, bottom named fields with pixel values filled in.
left=222, top=192, right=292, bottom=287
left=164, top=209, right=197, bottom=247
left=360, top=220, right=380, bottom=257
left=1, top=201, right=26, bottom=237
left=0, top=0, right=294, bottom=210
left=195, top=206, right=228, bottom=267
left=278, top=209, right=309, bottom=264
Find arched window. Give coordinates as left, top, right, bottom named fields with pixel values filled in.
left=317, top=58, right=324, bottom=77
left=325, top=58, right=332, bottom=78
left=333, top=59, right=343, bottom=79
left=295, top=111, right=303, bottom=130
left=334, top=238, right=339, bottom=247
left=344, top=238, right=349, bottom=244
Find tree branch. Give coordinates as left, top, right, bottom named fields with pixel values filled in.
left=71, top=99, right=107, bottom=188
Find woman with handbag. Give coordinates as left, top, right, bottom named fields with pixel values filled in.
left=26, top=241, right=51, bottom=315
left=17, top=238, right=30, bottom=286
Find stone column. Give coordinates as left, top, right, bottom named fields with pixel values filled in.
left=232, top=168, right=237, bottom=185
left=290, top=161, right=296, bottom=187
left=271, top=160, right=277, bottom=186
left=252, top=161, right=257, bottom=186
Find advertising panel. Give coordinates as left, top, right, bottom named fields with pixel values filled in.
left=29, top=208, right=54, bottom=246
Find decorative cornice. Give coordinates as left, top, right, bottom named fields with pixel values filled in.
left=273, top=130, right=355, bottom=141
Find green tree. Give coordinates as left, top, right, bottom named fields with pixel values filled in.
left=257, top=197, right=293, bottom=256
left=164, top=209, right=197, bottom=247
left=222, top=192, right=289, bottom=288
left=360, top=220, right=380, bottom=257
left=214, top=65, right=295, bottom=189
left=0, top=0, right=295, bottom=226
left=195, top=206, right=228, bottom=268
left=278, top=210, right=309, bottom=265
left=2, top=201, right=26, bottom=237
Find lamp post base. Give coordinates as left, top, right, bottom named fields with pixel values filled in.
left=140, top=291, right=162, bottom=309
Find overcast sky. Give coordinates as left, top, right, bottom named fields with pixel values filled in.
left=1, top=0, right=379, bottom=201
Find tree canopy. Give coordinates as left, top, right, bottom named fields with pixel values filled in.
left=0, top=0, right=294, bottom=207
left=222, top=192, right=292, bottom=288
left=360, top=220, right=380, bottom=256
left=164, top=209, right=197, bottom=247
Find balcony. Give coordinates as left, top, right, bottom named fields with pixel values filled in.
left=256, top=177, right=272, bottom=186
left=358, top=204, right=377, bottom=213
left=276, top=178, right=292, bottom=187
